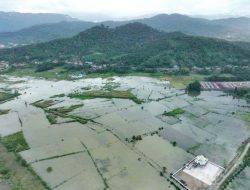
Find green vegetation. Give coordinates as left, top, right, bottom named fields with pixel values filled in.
left=35, top=102, right=88, bottom=125
left=32, top=99, right=56, bottom=109
left=163, top=75, right=205, bottom=89
left=131, top=135, right=142, bottom=143
left=187, top=143, right=201, bottom=153
left=0, top=132, right=29, bottom=153
left=206, top=68, right=250, bottom=81
left=4, top=67, right=207, bottom=90
left=221, top=148, right=250, bottom=190
left=0, top=91, right=19, bottom=103
left=48, top=104, right=82, bottom=114
left=0, top=109, right=10, bottom=115
left=68, top=115, right=88, bottom=125
left=172, top=141, right=177, bottom=147
left=5, top=67, right=82, bottom=80
left=243, top=113, right=250, bottom=123
left=50, top=94, right=65, bottom=98
left=163, top=108, right=185, bottom=117
left=102, top=82, right=120, bottom=91
left=81, top=86, right=91, bottom=90
left=36, top=63, right=55, bottom=72
left=46, top=113, right=57, bottom=124
left=231, top=88, right=250, bottom=103
left=69, top=90, right=144, bottom=104
left=46, top=167, right=53, bottom=173
left=187, top=81, right=201, bottom=92
left=0, top=160, right=10, bottom=177
left=1, top=23, right=249, bottom=80
left=46, top=104, right=88, bottom=124
left=87, top=71, right=166, bottom=79
left=160, top=166, right=167, bottom=177
left=0, top=142, right=48, bottom=190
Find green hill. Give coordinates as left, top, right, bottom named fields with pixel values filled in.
left=0, top=23, right=249, bottom=70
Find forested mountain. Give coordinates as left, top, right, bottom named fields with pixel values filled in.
left=213, top=17, right=250, bottom=30
left=0, top=23, right=249, bottom=69
left=0, top=11, right=76, bottom=32
left=0, top=21, right=95, bottom=45
left=138, top=14, right=250, bottom=41
left=1, top=13, right=250, bottom=47
left=139, top=14, right=227, bottom=35
left=233, top=41, right=250, bottom=51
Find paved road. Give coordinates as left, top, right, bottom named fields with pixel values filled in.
left=214, top=142, right=250, bottom=190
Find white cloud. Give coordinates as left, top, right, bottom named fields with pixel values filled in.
left=0, top=0, right=249, bottom=20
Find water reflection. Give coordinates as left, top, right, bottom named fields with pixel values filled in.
left=187, top=90, right=201, bottom=97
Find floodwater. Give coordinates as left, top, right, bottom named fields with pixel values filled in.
left=0, top=75, right=250, bottom=190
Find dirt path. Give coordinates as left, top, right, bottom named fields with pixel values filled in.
left=0, top=143, right=47, bottom=190
left=214, top=142, right=250, bottom=190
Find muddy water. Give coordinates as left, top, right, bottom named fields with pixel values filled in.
left=0, top=75, right=249, bottom=165
left=0, top=75, right=172, bottom=139
left=0, top=75, right=250, bottom=190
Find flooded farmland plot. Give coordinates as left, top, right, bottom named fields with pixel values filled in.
left=226, top=167, right=250, bottom=190
left=0, top=75, right=250, bottom=190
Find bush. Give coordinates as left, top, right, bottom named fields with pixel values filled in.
left=163, top=108, right=185, bottom=117
left=187, top=81, right=201, bottom=92
left=172, top=141, right=177, bottom=147
left=36, top=63, right=54, bottom=72
left=46, top=167, right=53, bottom=173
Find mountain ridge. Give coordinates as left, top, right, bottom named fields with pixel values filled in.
left=0, top=23, right=249, bottom=70
left=0, top=11, right=77, bottom=32
left=1, top=13, right=250, bottom=46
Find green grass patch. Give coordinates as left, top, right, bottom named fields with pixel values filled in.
left=69, top=90, right=143, bottom=104
left=46, top=113, right=57, bottom=124
left=5, top=67, right=82, bottom=80
left=102, top=82, right=120, bottom=91
left=32, top=99, right=56, bottom=109
left=0, top=109, right=10, bottom=115
left=0, top=91, right=19, bottom=103
left=242, top=113, right=250, bottom=123
left=86, top=72, right=116, bottom=78
left=163, top=108, right=185, bottom=117
left=86, top=71, right=165, bottom=79
left=230, top=88, right=250, bottom=103
left=49, top=104, right=83, bottom=114
left=69, top=115, right=88, bottom=125
left=50, top=94, right=65, bottom=98
left=0, top=160, right=10, bottom=178
left=162, top=74, right=206, bottom=89
left=47, top=109, right=88, bottom=125
left=81, top=86, right=91, bottom=90
left=187, top=143, right=201, bottom=153
left=5, top=66, right=206, bottom=87
left=0, top=132, right=29, bottom=153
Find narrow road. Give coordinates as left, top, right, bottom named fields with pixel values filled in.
left=214, top=142, right=250, bottom=190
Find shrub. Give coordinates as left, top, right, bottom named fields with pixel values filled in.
left=187, top=81, right=201, bottom=92
left=46, top=167, right=53, bottom=173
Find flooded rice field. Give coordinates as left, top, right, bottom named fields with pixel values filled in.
left=0, top=75, right=250, bottom=190
left=226, top=167, right=250, bottom=190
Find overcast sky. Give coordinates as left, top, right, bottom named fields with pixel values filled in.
left=0, top=0, right=249, bottom=21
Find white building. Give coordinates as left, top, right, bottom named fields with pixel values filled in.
left=194, top=155, right=208, bottom=166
